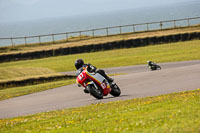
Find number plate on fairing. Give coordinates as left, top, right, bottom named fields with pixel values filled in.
left=101, top=83, right=107, bottom=89
left=78, top=73, right=84, bottom=81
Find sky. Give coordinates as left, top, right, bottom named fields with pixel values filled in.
left=0, top=0, right=191, bottom=23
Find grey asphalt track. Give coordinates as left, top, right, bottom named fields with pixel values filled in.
left=0, top=60, right=200, bottom=119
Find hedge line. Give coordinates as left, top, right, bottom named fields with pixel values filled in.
left=0, top=32, right=200, bottom=63
left=0, top=74, right=76, bottom=89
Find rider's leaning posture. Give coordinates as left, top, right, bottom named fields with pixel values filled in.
left=147, top=60, right=154, bottom=67
left=75, top=59, right=113, bottom=93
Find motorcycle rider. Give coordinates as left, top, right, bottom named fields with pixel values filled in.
left=75, top=59, right=114, bottom=93
left=147, top=60, right=155, bottom=67
left=147, top=60, right=161, bottom=70
left=75, top=59, right=113, bottom=82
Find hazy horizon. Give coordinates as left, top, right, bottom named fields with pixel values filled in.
left=0, top=0, right=194, bottom=23
left=0, top=0, right=200, bottom=46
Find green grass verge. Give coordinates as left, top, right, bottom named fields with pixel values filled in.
left=0, top=67, right=60, bottom=81
left=0, top=79, right=75, bottom=101
left=0, top=40, right=200, bottom=72
left=0, top=89, right=200, bottom=133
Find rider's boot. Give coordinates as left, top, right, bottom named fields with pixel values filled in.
left=84, top=87, right=90, bottom=93
left=97, top=69, right=114, bottom=82
left=107, top=77, right=114, bottom=82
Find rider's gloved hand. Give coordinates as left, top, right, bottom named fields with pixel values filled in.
left=78, top=84, right=81, bottom=87
left=87, top=64, right=96, bottom=73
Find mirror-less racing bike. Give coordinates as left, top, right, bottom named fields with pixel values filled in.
left=76, top=66, right=121, bottom=99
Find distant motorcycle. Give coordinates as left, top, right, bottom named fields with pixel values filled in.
left=76, top=66, right=121, bottom=99
left=147, top=61, right=161, bottom=71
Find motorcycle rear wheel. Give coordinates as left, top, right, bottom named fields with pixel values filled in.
left=87, top=85, right=103, bottom=99
left=150, top=66, right=156, bottom=70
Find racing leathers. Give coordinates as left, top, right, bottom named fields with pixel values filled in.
left=76, top=63, right=113, bottom=82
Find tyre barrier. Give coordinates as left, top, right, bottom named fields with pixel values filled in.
left=0, top=74, right=76, bottom=89
left=0, top=32, right=199, bottom=63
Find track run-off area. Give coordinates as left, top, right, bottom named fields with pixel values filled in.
left=0, top=60, right=200, bottom=119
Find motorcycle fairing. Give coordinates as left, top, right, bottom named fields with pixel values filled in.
left=85, top=71, right=111, bottom=95
left=86, top=71, right=104, bottom=84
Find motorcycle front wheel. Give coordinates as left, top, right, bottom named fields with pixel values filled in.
left=157, top=65, right=161, bottom=70
left=110, top=83, right=121, bottom=97
left=87, top=84, right=103, bottom=99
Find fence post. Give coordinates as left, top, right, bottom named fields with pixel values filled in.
left=24, top=36, right=27, bottom=46
left=11, top=38, right=14, bottom=47
left=66, top=33, right=68, bottom=42
left=160, top=22, right=163, bottom=30
left=174, top=20, right=176, bottom=28
left=133, top=25, right=135, bottom=32
left=38, top=36, right=41, bottom=45
left=187, top=19, right=190, bottom=27
left=119, top=26, right=122, bottom=34
left=52, top=34, right=55, bottom=44
left=92, top=30, right=95, bottom=38
left=80, top=31, right=82, bottom=40
left=106, top=28, right=109, bottom=36
left=146, top=23, right=149, bottom=31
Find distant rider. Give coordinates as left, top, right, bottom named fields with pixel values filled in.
left=147, top=60, right=155, bottom=67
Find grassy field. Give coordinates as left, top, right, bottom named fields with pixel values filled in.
left=0, top=67, right=60, bottom=82
left=0, top=89, right=199, bottom=133
left=0, top=40, right=200, bottom=72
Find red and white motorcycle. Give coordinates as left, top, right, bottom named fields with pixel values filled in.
left=76, top=66, right=121, bottom=99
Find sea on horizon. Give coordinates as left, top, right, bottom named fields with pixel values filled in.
left=0, top=0, right=200, bottom=47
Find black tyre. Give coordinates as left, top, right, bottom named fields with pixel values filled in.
left=87, top=84, right=103, bottom=99
left=150, top=66, right=156, bottom=70
left=110, top=83, right=121, bottom=97
left=157, top=65, right=161, bottom=70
